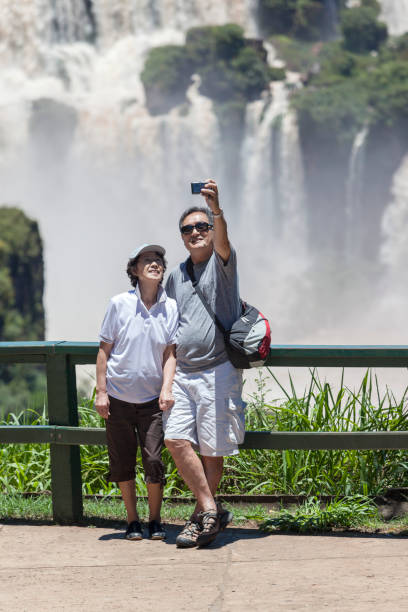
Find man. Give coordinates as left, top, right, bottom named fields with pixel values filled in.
left=95, top=244, right=178, bottom=541
left=164, top=180, right=245, bottom=548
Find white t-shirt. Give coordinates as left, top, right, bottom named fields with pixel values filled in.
left=99, top=285, right=178, bottom=403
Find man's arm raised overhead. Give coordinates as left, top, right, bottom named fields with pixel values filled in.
left=201, top=179, right=230, bottom=264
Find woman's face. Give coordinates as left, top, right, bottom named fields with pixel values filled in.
left=132, top=251, right=164, bottom=284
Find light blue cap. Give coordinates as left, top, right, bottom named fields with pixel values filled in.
left=129, top=243, right=166, bottom=260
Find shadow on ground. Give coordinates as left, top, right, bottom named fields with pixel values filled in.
left=1, top=517, right=407, bottom=540
left=98, top=524, right=271, bottom=548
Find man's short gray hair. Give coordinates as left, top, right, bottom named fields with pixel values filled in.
left=178, top=206, right=214, bottom=231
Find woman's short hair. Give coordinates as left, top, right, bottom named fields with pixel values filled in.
left=126, top=251, right=167, bottom=288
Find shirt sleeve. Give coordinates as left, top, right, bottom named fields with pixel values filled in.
left=214, top=245, right=237, bottom=276
left=166, top=300, right=179, bottom=345
left=164, top=272, right=175, bottom=299
left=99, top=299, right=118, bottom=344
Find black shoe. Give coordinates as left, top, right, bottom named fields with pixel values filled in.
left=148, top=520, right=166, bottom=540
left=125, top=520, right=143, bottom=540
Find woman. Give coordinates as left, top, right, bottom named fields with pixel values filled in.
left=95, top=243, right=178, bottom=540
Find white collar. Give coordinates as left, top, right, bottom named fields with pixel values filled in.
left=134, top=284, right=166, bottom=305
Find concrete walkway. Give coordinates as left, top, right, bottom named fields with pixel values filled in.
left=0, top=522, right=407, bottom=611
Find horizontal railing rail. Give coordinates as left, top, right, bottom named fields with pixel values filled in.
left=2, top=341, right=408, bottom=366
left=1, top=341, right=408, bottom=523
left=2, top=425, right=408, bottom=450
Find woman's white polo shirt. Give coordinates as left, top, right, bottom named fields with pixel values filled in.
left=99, top=285, right=178, bottom=404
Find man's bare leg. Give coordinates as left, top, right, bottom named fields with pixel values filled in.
left=191, top=456, right=224, bottom=517
left=146, top=482, right=163, bottom=522
left=118, top=479, right=139, bottom=523
left=165, top=439, right=217, bottom=512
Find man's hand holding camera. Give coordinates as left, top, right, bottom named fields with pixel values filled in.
left=197, top=179, right=229, bottom=262
left=200, top=179, right=222, bottom=216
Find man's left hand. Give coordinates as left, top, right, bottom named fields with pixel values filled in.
left=159, top=388, right=174, bottom=411
left=201, top=179, right=221, bottom=214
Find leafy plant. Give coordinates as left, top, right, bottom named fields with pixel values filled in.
left=2, top=371, right=408, bottom=498
left=341, top=5, right=387, bottom=54
left=260, top=495, right=378, bottom=532
left=223, top=369, right=408, bottom=497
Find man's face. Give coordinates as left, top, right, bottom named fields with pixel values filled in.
left=180, top=212, right=213, bottom=256
left=132, top=251, right=164, bottom=284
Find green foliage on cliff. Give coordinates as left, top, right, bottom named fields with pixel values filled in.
left=294, top=77, right=367, bottom=143
left=340, top=5, right=387, bottom=53
left=259, top=0, right=341, bottom=41
left=0, top=207, right=46, bottom=417
left=141, top=3, right=408, bottom=149
left=269, top=36, right=319, bottom=72
left=141, top=46, right=192, bottom=115
left=292, top=7, right=408, bottom=146
left=364, top=61, right=408, bottom=125
left=0, top=207, right=44, bottom=341
left=141, top=24, right=275, bottom=117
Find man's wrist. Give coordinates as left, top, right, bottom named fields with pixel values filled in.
left=96, top=388, right=107, bottom=394
left=212, top=208, right=223, bottom=217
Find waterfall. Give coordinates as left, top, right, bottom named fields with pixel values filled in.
left=0, top=0, right=260, bottom=342
left=345, top=126, right=368, bottom=257
left=240, top=79, right=305, bottom=247
left=0, top=0, right=258, bottom=65
left=364, top=154, right=408, bottom=348
left=0, top=0, right=258, bottom=164
left=92, top=0, right=259, bottom=47
left=378, top=0, right=408, bottom=36
left=239, top=74, right=307, bottom=336
left=346, top=1, right=408, bottom=36
left=323, top=0, right=339, bottom=40
left=2, top=0, right=406, bottom=361
left=381, top=154, right=408, bottom=270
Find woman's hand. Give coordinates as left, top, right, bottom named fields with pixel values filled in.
left=159, top=387, right=174, bottom=411
left=95, top=391, right=110, bottom=419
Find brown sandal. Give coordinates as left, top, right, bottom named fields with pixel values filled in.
left=196, top=510, right=220, bottom=547
left=176, top=519, right=202, bottom=548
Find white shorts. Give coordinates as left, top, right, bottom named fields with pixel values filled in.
left=163, top=360, right=246, bottom=457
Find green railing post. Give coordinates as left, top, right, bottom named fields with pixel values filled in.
left=46, top=353, right=83, bottom=523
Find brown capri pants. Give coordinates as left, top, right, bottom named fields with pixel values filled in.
left=106, top=395, right=165, bottom=485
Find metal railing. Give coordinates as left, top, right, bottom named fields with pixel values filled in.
left=1, top=341, right=408, bottom=523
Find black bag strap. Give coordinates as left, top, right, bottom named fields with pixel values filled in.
left=185, top=256, right=227, bottom=335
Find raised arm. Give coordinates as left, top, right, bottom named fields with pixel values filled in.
left=201, top=179, right=230, bottom=263
left=95, top=341, right=113, bottom=419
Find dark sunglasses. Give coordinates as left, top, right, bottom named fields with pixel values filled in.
left=180, top=221, right=214, bottom=235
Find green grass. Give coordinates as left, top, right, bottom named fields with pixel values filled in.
left=0, top=494, right=197, bottom=523
left=1, top=370, right=408, bottom=498
left=2, top=494, right=408, bottom=535
left=0, top=494, right=257, bottom=526
left=260, top=495, right=378, bottom=533
left=223, top=369, right=408, bottom=496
